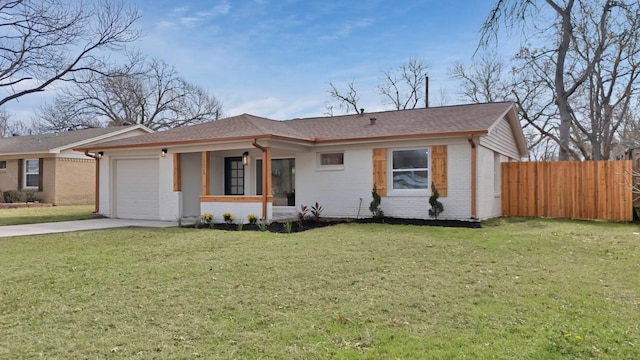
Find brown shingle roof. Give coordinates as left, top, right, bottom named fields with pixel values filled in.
left=0, top=126, right=146, bottom=155
left=77, top=102, right=517, bottom=150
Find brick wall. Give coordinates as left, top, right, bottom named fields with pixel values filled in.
left=54, top=157, right=96, bottom=205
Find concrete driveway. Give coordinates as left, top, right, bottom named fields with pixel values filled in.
left=0, top=218, right=178, bottom=238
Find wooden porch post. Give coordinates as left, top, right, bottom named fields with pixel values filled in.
left=201, top=151, right=210, bottom=196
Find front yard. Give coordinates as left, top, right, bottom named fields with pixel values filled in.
left=0, top=205, right=96, bottom=226
left=1, top=218, right=639, bottom=359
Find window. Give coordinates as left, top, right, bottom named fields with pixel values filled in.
left=224, top=157, right=244, bottom=195
left=391, top=148, right=429, bottom=190
left=320, top=153, right=344, bottom=166
left=256, top=158, right=295, bottom=206
left=24, top=159, right=40, bottom=188
left=0, top=160, right=6, bottom=170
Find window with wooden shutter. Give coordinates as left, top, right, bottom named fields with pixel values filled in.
left=374, top=146, right=447, bottom=197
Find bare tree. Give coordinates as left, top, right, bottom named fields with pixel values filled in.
left=326, top=81, right=360, bottom=115
left=480, top=0, right=618, bottom=160
left=378, top=58, right=429, bottom=110
left=0, top=0, right=141, bottom=107
left=326, top=58, right=429, bottom=115
left=0, top=109, right=27, bottom=137
left=34, top=59, right=224, bottom=131
left=451, top=54, right=511, bottom=103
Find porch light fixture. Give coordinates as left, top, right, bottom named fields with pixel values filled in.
left=242, top=151, right=249, bottom=165
left=161, top=148, right=168, bottom=157
left=97, top=151, right=103, bottom=159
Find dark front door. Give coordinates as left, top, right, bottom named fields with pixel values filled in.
left=224, top=157, right=244, bottom=195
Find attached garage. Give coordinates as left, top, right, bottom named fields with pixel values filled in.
left=113, top=158, right=159, bottom=220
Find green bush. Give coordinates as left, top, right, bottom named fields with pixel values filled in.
left=370, top=185, right=384, bottom=218
left=3, top=190, right=24, bottom=203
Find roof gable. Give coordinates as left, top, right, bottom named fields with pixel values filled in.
left=0, top=125, right=152, bottom=156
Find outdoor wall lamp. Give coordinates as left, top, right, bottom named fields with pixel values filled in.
left=97, top=151, right=104, bottom=159
left=161, top=148, right=168, bottom=157
left=242, top=151, right=249, bottom=165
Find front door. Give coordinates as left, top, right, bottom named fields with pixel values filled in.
left=224, top=157, right=244, bottom=195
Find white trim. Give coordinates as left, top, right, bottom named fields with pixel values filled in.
left=51, top=125, right=154, bottom=153
left=385, top=147, right=431, bottom=197
left=316, top=151, right=344, bottom=171
left=23, top=158, right=39, bottom=190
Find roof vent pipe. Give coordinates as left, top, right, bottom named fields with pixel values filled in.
left=370, top=117, right=376, bottom=125
left=360, top=108, right=364, bottom=116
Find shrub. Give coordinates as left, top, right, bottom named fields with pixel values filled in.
left=237, top=222, right=244, bottom=231
left=201, top=213, right=214, bottom=227
left=25, top=192, right=40, bottom=202
left=247, top=214, right=258, bottom=225
left=3, top=190, right=24, bottom=203
left=310, top=202, right=324, bottom=224
left=222, top=212, right=235, bottom=224
left=428, top=182, right=444, bottom=219
left=298, top=204, right=309, bottom=223
left=369, top=185, right=384, bottom=218
left=258, top=220, right=268, bottom=232
left=284, top=221, right=293, bottom=233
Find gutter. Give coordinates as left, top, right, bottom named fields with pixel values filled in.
left=467, top=134, right=477, bottom=219
left=83, top=150, right=101, bottom=214
left=251, top=139, right=268, bottom=220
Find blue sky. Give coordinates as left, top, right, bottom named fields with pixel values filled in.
left=7, top=0, right=521, bottom=122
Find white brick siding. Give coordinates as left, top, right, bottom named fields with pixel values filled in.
left=201, top=201, right=271, bottom=223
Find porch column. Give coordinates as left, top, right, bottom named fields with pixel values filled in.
left=201, top=151, right=210, bottom=196
left=262, top=147, right=272, bottom=218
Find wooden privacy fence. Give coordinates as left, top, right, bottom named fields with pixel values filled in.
left=501, top=161, right=633, bottom=221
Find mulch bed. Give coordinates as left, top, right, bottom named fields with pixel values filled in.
left=191, top=217, right=480, bottom=233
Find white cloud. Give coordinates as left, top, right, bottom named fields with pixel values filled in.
left=226, top=96, right=325, bottom=120
left=320, top=18, right=374, bottom=41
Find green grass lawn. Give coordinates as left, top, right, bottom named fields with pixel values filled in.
left=1, top=218, right=639, bottom=359
left=0, top=205, right=97, bottom=226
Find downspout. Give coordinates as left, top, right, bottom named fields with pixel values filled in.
left=84, top=150, right=100, bottom=213
left=467, top=134, right=477, bottom=219
left=251, top=139, right=268, bottom=220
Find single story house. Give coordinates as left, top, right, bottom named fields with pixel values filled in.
left=0, top=125, right=152, bottom=205
left=75, top=102, right=528, bottom=222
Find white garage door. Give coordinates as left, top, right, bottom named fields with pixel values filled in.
left=114, top=159, right=159, bottom=220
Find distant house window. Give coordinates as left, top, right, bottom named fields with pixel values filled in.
left=24, top=159, right=39, bottom=188
left=320, top=153, right=344, bottom=166
left=0, top=160, right=5, bottom=170
left=391, top=148, right=429, bottom=190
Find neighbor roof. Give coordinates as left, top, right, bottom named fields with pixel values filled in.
left=76, top=102, right=525, bottom=154
left=0, top=125, right=152, bottom=156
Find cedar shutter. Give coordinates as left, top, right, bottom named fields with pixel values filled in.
left=372, top=148, right=387, bottom=196
left=431, top=145, right=447, bottom=197
left=38, top=158, right=44, bottom=191
left=17, top=159, right=23, bottom=190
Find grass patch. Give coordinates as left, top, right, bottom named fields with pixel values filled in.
left=1, top=218, right=639, bottom=358
left=0, top=205, right=96, bottom=226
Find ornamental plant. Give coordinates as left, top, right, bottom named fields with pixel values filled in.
left=310, top=202, right=324, bottom=224
left=369, top=185, right=384, bottom=219
left=222, top=212, right=235, bottom=224
left=247, top=214, right=258, bottom=225
left=201, top=213, right=214, bottom=226
left=428, top=182, right=444, bottom=219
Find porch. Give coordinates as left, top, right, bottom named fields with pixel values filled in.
left=173, top=140, right=301, bottom=223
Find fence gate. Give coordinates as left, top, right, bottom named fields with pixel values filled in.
left=501, top=161, right=633, bottom=221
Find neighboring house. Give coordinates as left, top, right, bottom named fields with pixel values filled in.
left=0, top=126, right=152, bottom=205
left=75, top=102, right=527, bottom=222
